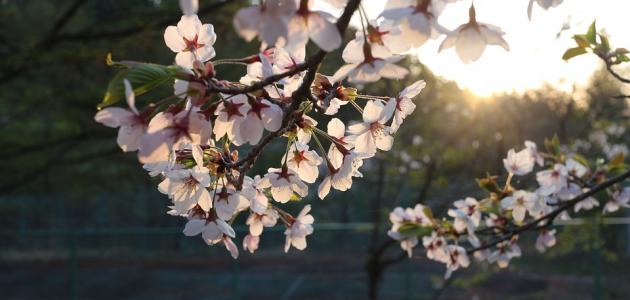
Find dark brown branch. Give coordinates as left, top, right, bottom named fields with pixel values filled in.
left=466, top=168, right=630, bottom=254
left=40, top=0, right=88, bottom=47
left=605, top=63, right=630, bottom=84
left=225, top=0, right=362, bottom=186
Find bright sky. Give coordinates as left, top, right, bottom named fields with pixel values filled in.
left=318, top=0, right=630, bottom=97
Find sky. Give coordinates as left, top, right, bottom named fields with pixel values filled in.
left=318, top=0, right=630, bottom=97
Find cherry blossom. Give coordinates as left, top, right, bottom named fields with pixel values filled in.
left=158, top=147, right=212, bottom=214
left=286, top=0, right=342, bottom=52
left=213, top=187, right=250, bottom=221
left=259, top=167, right=309, bottom=203
left=536, top=164, right=568, bottom=196
left=388, top=204, right=432, bottom=257
left=318, top=151, right=364, bottom=199
left=385, top=80, right=426, bottom=133
left=243, top=234, right=260, bottom=253
left=574, top=196, right=599, bottom=212
left=525, top=140, right=544, bottom=166
left=94, top=79, right=146, bottom=152
left=501, top=190, right=538, bottom=223
left=448, top=197, right=481, bottom=232
left=239, top=97, right=283, bottom=145
left=284, top=204, right=315, bottom=252
left=488, top=237, right=521, bottom=268
left=233, top=0, right=296, bottom=46
left=164, top=15, right=217, bottom=68
left=139, top=107, right=212, bottom=163
left=535, top=229, right=557, bottom=253
left=528, top=0, right=563, bottom=20
left=246, top=208, right=279, bottom=236
left=444, top=245, right=470, bottom=279
left=347, top=100, right=394, bottom=158
left=333, top=41, right=408, bottom=83
left=438, top=5, right=509, bottom=63
left=422, top=232, right=449, bottom=262
left=565, top=158, right=588, bottom=178
left=242, top=175, right=271, bottom=214
left=183, top=216, right=236, bottom=246
left=213, top=94, right=250, bottom=144
left=283, top=141, right=323, bottom=183
left=380, top=0, right=447, bottom=52
left=503, top=147, right=535, bottom=176
left=603, top=188, right=630, bottom=214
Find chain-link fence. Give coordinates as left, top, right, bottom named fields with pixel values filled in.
left=2, top=219, right=630, bottom=300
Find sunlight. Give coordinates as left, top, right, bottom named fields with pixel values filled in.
left=330, top=0, right=630, bottom=97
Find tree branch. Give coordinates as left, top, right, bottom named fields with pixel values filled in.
left=466, top=169, right=630, bottom=254
left=224, top=0, right=362, bottom=186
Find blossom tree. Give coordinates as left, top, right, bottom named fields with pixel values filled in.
left=93, top=0, right=629, bottom=288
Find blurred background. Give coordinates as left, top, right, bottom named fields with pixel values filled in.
left=1, top=0, right=629, bottom=299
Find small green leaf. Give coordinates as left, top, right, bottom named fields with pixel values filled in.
left=586, top=20, right=597, bottom=44
left=99, top=62, right=178, bottom=109
left=571, top=154, right=590, bottom=169
left=599, top=34, right=610, bottom=52
left=398, top=223, right=433, bottom=237
left=476, top=174, right=501, bottom=194
left=609, top=153, right=625, bottom=169
left=562, top=47, right=588, bottom=60
left=573, top=35, right=590, bottom=48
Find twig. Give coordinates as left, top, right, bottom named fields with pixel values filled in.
left=466, top=169, right=630, bottom=254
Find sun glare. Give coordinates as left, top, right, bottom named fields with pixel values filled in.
left=331, top=0, right=630, bottom=97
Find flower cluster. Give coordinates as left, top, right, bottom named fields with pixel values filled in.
left=95, top=0, right=432, bottom=258
left=94, top=0, right=576, bottom=260
left=388, top=138, right=629, bottom=278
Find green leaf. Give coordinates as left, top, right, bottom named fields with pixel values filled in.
left=573, top=35, right=591, bottom=48
left=571, top=154, right=590, bottom=169
left=599, top=34, right=610, bottom=52
left=562, top=47, right=588, bottom=60
left=99, top=62, right=178, bottom=109
left=476, top=174, right=501, bottom=194
left=586, top=20, right=597, bottom=44
left=608, top=152, right=625, bottom=170
left=398, top=223, right=433, bottom=237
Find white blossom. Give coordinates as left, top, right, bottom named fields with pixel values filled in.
left=385, top=80, right=425, bottom=133
left=528, top=0, right=563, bottom=20
left=233, top=0, right=296, bottom=46
left=536, top=164, right=568, bottom=196
left=283, top=141, right=323, bottom=183
left=183, top=217, right=235, bottom=246
left=448, top=197, right=481, bottom=232
left=603, top=188, right=630, bottom=214
left=503, top=148, right=535, bottom=176
left=259, top=167, right=308, bottom=203
left=380, top=0, right=447, bottom=52
left=286, top=1, right=342, bottom=52
left=565, top=158, right=588, bottom=178
left=535, top=229, right=557, bottom=253
left=243, top=234, right=260, bottom=253
left=94, top=79, right=146, bottom=152
left=501, top=190, right=538, bottom=223
left=213, top=94, right=251, bottom=145
left=164, top=15, right=217, bottom=68
left=246, top=208, right=279, bottom=236
left=347, top=100, right=394, bottom=158
left=439, top=6, right=509, bottom=63
left=445, top=245, right=470, bottom=279
left=422, top=232, right=449, bottom=262
left=284, top=204, right=315, bottom=252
